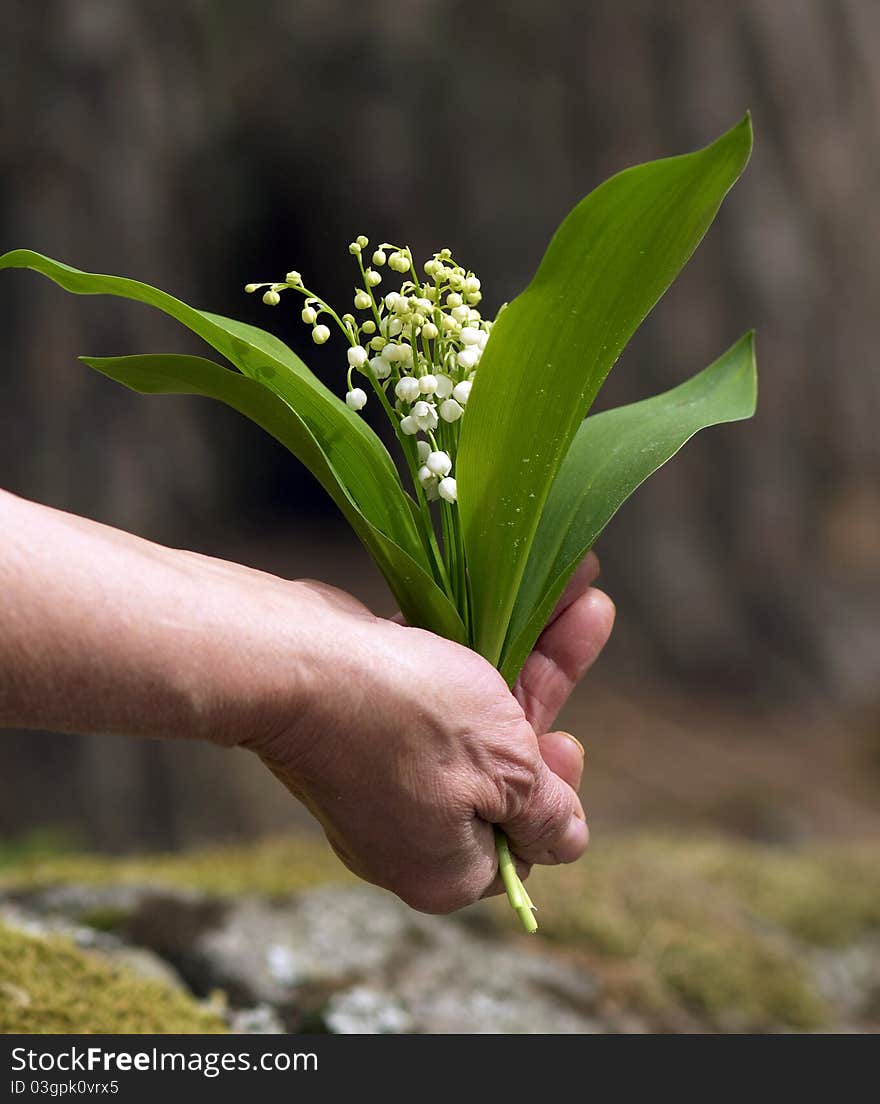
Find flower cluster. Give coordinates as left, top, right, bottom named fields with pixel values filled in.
left=246, top=238, right=494, bottom=507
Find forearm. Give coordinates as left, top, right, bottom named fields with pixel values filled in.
left=0, top=489, right=315, bottom=746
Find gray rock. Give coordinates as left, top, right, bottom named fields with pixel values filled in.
left=3, top=881, right=607, bottom=1033
left=191, top=884, right=604, bottom=1033
left=227, top=1004, right=286, bottom=1034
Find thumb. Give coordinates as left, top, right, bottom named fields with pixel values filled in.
left=498, top=757, right=588, bottom=867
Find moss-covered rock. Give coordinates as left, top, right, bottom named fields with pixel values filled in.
left=2, top=831, right=877, bottom=1033
left=487, top=835, right=880, bottom=1031
left=0, top=923, right=226, bottom=1034
left=0, top=835, right=351, bottom=898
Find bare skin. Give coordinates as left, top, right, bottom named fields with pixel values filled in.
left=0, top=488, right=614, bottom=913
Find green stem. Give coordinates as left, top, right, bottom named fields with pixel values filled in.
left=494, top=828, right=538, bottom=934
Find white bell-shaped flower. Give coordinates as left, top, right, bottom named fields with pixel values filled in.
left=439, top=398, right=464, bottom=423
left=347, top=346, right=368, bottom=368
left=395, top=376, right=421, bottom=403
left=416, top=440, right=431, bottom=463
left=412, top=400, right=438, bottom=432
left=417, top=465, right=436, bottom=488
left=400, top=415, right=419, bottom=435
left=312, top=325, right=331, bottom=345
left=457, top=348, right=479, bottom=370
left=438, top=477, right=457, bottom=503
left=345, top=388, right=367, bottom=410
left=433, top=374, right=454, bottom=399
left=369, top=356, right=391, bottom=380
left=459, top=326, right=481, bottom=346
left=426, top=450, right=452, bottom=477
left=418, top=374, right=438, bottom=396
left=452, top=380, right=472, bottom=404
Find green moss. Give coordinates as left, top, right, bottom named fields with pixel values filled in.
left=2, top=831, right=876, bottom=1033
left=0, top=835, right=352, bottom=897
left=487, top=834, right=880, bottom=1031
left=0, top=924, right=226, bottom=1034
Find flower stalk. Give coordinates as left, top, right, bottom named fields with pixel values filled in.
left=247, top=237, right=537, bottom=931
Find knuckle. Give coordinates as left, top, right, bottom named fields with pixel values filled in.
left=518, top=778, right=571, bottom=850
left=485, top=756, right=538, bottom=821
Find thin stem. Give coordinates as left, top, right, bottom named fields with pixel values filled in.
left=494, top=828, right=537, bottom=934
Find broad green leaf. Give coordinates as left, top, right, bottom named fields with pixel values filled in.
left=81, top=354, right=467, bottom=642
left=0, top=250, right=464, bottom=639
left=0, top=251, right=420, bottom=561
left=458, top=116, right=754, bottom=665
left=498, top=332, right=757, bottom=684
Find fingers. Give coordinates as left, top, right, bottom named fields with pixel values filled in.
left=515, top=587, right=615, bottom=735
left=545, top=550, right=601, bottom=627
left=473, top=730, right=588, bottom=867
left=537, top=730, right=585, bottom=791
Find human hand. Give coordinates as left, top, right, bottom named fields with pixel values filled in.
left=237, top=552, right=613, bottom=914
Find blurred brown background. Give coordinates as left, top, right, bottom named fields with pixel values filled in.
left=1, top=0, right=877, bottom=852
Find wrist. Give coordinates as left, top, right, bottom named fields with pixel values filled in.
left=180, top=562, right=336, bottom=756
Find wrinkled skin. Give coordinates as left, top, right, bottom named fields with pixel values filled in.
left=0, top=489, right=613, bottom=915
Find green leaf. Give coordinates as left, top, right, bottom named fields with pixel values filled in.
left=0, top=249, right=465, bottom=640
left=498, top=332, right=757, bottom=684
left=458, top=115, right=754, bottom=665
left=81, top=353, right=467, bottom=641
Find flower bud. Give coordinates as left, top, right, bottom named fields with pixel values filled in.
left=438, top=477, right=457, bottom=503
left=395, top=376, right=421, bottom=403
left=354, top=290, right=372, bottom=311
left=452, top=380, right=472, bottom=404
left=446, top=292, right=463, bottom=308
left=347, top=346, right=368, bottom=368
left=421, top=321, right=439, bottom=340
left=365, top=269, right=382, bottom=287
left=285, top=271, right=303, bottom=286
left=464, top=276, right=481, bottom=294
left=301, top=306, right=317, bottom=324
left=245, top=283, right=260, bottom=294
left=262, top=289, right=281, bottom=306
left=356, top=235, right=369, bottom=249
left=426, top=450, right=452, bottom=477
left=372, top=249, right=387, bottom=266
left=312, top=325, right=331, bottom=345
left=345, top=388, right=367, bottom=410
left=439, top=398, right=463, bottom=423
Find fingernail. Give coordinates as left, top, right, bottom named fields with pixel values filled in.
left=561, top=732, right=585, bottom=759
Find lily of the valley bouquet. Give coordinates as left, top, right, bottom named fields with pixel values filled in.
left=0, top=117, right=757, bottom=931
